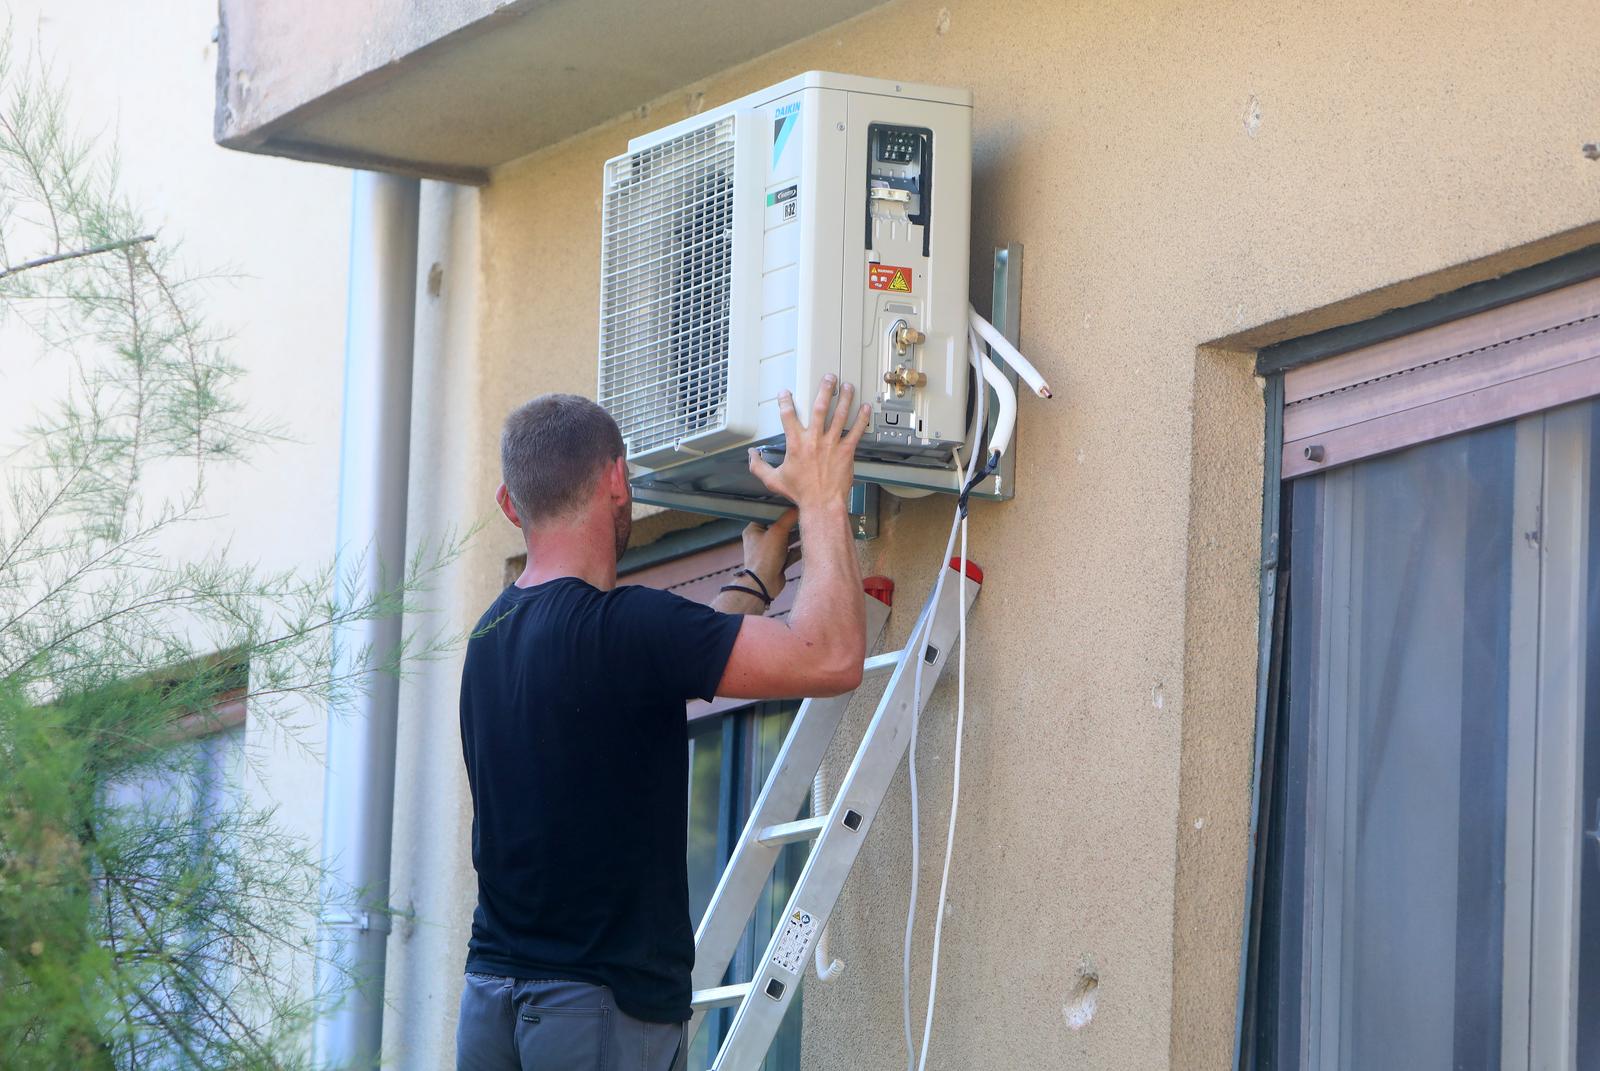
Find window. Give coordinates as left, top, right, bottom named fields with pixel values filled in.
left=1248, top=273, right=1600, bottom=1068
left=686, top=700, right=808, bottom=1071
left=99, top=681, right=249, bottom=1069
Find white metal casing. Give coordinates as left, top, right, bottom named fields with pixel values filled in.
left=597, top=72, right=972, bottom=501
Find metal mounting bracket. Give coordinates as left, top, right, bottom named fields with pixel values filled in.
left=972, top=242, right=1023, bottom=503
left=849, top=482, right=880, bottom=539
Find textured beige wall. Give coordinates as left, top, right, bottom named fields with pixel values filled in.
left=385, top=0, right=1600, bottom=1067
left=1172, top=347, right=1267, bottom=1066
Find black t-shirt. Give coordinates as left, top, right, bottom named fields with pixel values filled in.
left=458, top=577, right=744, bottom=1022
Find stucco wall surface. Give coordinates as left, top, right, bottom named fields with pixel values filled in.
left=386, top=0, right=1600, bottom=1068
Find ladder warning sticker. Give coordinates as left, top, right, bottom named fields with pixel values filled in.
left=770, top=909, right=818, bottom=974
left=868, top=264, right=914, bottom=293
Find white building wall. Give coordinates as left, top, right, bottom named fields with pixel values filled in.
left=1, top=0, right=351, bottom=1013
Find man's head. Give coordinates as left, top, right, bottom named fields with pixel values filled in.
left=497, top=393, right=631, bottom=561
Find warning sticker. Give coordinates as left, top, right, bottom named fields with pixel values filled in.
left=868, top=264, right=914, bottom=293
left=769, top=909, right=819, bottom=974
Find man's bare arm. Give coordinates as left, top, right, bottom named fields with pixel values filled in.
left=716, top=376, right=869, bottom=699
left=711, top=509, right=797, bottom=617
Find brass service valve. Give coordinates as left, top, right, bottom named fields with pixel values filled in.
left=894, top=323, right=926, bottom=357
left=884, top=365, right=928, bottom=397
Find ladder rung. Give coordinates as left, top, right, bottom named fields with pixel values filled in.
left=756, top=815, right=828, bottom=847
left=691, top=982, right=751, bottom=1011
left=863, top=650, right=901, bottom=677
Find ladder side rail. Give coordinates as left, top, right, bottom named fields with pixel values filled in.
left=688, top=693, right=847, bottom=995
left=710, top=565, right=978, bottom=1071
left=687, top=593, right=890, bottom=1050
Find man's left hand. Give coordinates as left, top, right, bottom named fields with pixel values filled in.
left=739, top=508, right=798, bottom=605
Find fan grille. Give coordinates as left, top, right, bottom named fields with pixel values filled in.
left=599, top=117, right=736, bottom=457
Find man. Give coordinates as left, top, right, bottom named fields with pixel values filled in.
left=456, top=376, right=872, bottom=1070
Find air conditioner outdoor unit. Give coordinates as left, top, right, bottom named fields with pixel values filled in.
left=597, top=72, right=974, bottom=519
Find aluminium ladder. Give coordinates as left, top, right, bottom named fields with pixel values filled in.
left=687, top=557, right=983, bottom=1071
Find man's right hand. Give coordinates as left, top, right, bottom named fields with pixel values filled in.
left=719, top=373, right=871, bottom=699
left=747, top=374, right=871, bottom=511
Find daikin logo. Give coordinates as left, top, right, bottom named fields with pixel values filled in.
left=772, top=102, right=800, bottom=166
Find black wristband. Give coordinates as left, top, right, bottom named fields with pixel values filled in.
left=735, top=568, right=774, bottom=602
left=719, top=583, right=772, bottom=605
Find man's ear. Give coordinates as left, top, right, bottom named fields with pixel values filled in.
left=495, top=484, right=523, bottom=529
left=606, top=457, right=630, bottom=503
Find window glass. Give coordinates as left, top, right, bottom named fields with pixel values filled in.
left=101, top=722, right=247, bottom=1069
left=748, top=704, right=805, bottom=1071
left=1579, top=408, right=1600, bottom=1067
left=686, top=702, right=805, bottom=1071
left=688, top=717, right=732, bottom=926
left=1257, top=398, right=1600, bottom=1069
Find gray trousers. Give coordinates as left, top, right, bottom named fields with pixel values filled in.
left=456, top=973, right=686, bottom=1071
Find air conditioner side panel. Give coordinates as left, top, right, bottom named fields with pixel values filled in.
left=841, top=93, right=972, bottom=454
left=752, top=87, right=804, bottom=444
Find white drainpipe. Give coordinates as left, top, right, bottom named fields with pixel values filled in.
left=313, top=171, right=420, bottom=1070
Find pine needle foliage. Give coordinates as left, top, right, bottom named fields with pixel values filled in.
left=0, top=31, right=464, bottom=1069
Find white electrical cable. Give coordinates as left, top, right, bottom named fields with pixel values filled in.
left=914, top=508, right=968, bottom=1071
left=900, top=474, right=963, bottom=1070
left=814, top=925, right=843, bottom=981
left=836, top=314, right=1021, bottom=1012
left=969, top=304, right=1053, bottom=399
left=903, top=457, right=977, bottom=1071
left=903, top=348, right=987, bottom=1071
